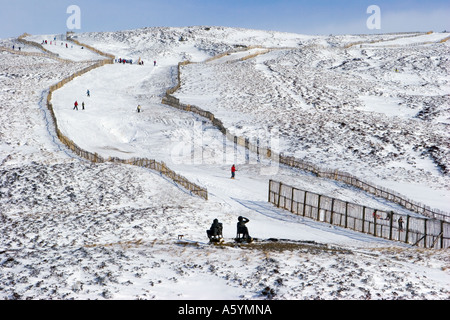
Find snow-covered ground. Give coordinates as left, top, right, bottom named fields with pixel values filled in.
left=173, top=32, right=450, bottom=213
left=1, top=26, right=449, bottom=300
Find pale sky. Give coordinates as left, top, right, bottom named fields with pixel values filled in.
left=1, top=0, right=449, bottom=39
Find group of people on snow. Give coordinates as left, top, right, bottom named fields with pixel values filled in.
left=117, top=58, right=133, bottom=64
left=71, top=89, right=147, bottom=114
left=205, top=165, right=252, bottom=243
left=207, top=216, right=251, bottom=242
left=372, top=210, right=406, bottom=232
left=42, top=39, right=73, bottom=49
left=115, top=58, right=157, bottom=66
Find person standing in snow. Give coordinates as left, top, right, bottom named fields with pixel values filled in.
left=73, top=101, right=78, bottom=111
left=137, top=105, right=141, bottom=113
left=82, top=102, right=85, bottom=110
left=231, top=164, right=236, bottom=179
left=86, top=89, right=90, bottom=97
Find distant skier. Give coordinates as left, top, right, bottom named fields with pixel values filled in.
left=86, top=89, right=90, bottom=97
left=231, top=164, right=236, bottom=179
left=154, top=60, right=156, bottom=66
left=82, top=102, right=85, bottom=110
left=73, top=101, right=78, bottom=111
left=137, top=105, right=141, bottom=113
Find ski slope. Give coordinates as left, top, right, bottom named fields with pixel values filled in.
left=1, top=27, right=449, bottom=300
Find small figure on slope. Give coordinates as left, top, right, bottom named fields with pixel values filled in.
left=231, top=164, right=236, bottom=179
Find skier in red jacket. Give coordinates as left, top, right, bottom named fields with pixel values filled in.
left=231, top=164, right=236, bottom=179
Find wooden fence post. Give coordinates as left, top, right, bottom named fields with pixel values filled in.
left=362, top=206, right=366, bottom=233
left=345, top=202, right=348, bottom=228
left=317, top=195, right=322, bottom=221
left=330, top=198, right=335, bottom=225
left=303, top=191, right=307, bottom=217
left=389, top=213, right=393, bottom=240
left=373, top=209, right=378, bottom=237
left=277, top=182, right=282, bottom=208
left=424, top=219, right=427, bottom=248
left=290, top=186, right=295, bottom=214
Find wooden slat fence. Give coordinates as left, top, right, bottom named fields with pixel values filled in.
left=17, top=33, right=64, bottom=59
left=268, top=180, right=449, bottom=249
left=19, top=33, right=209, bottom=200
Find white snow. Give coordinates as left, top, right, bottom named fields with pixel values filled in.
left=0, top=26, right=449, bottom=300
left=24, top=34, right=105, bottom=61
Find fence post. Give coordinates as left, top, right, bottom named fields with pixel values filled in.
left=317, top=195, right=322, bottom=221
left=373, top=209, right=378, bottom=237
left=345, top=202, right=348, bottom=228
left=440, top=221, right=444, bottom=249
left=290, top=186, right=295, bottom=214
left=277, top=182, right=283, bottom=208
left=303, top=191, right=307, bottom=217
left=389, top=213, right=393, bottom=240
left=362, top=206, right=366, bottom=233
left=330, top=198, right=335, bottom=225
left=268, top=180, right=272, bottom=203
left=405, top=215, right=410, bottom=244
left=423, top=219, right=427, bottom=248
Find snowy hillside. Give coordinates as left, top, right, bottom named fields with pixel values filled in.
left=173, top=30, right=450, bottom=212
left=0, top=26, right=449, bottom=300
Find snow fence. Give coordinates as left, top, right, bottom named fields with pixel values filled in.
left=269, top=180, right=449, bottom=249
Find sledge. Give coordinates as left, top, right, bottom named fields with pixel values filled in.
left=234, top=236, right=254, bottom=244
